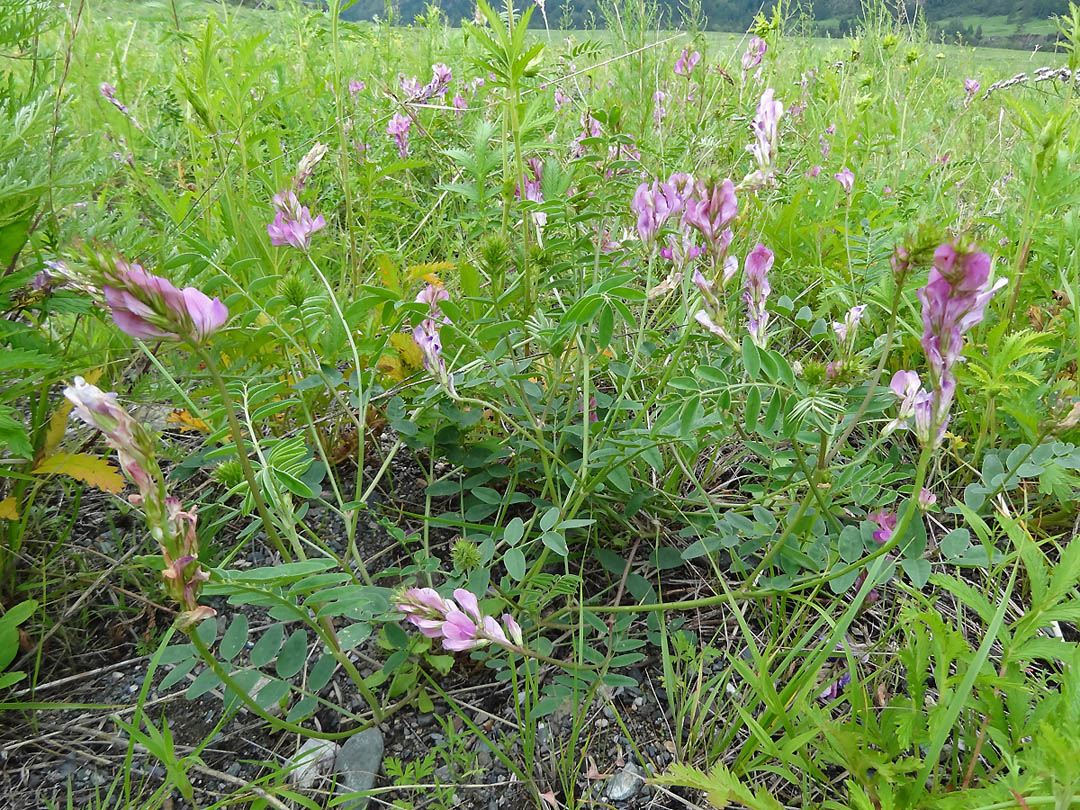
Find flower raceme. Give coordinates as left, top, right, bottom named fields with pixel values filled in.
left=883, top=242, right=1005, bottom=446
left=395, top=587, right=523, bottom=652
left=673, top=49, right=701, bottom=77
left=387, top=113, right=412, bottom=158
left=413, top=283, right=457, bottom=395
left=741, top=37, right=767, bottom=74
left=744, top=88, right=784, bottom=187
left=64, top=377, right=213, bottom=628
left=102, top=260, right=228, bottom=343
left=743, top=243, right=774, bottom=347
left=916, top=242, right=1006, bottom=443
left=267, top=190, right=326, bottom=251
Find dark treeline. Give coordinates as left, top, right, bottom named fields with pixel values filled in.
left=271, top=0, right=1069, bottom=48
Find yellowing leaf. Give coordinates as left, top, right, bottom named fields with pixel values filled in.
left=376, top=353, right=405, bottom=382
left=388, top=332, right=423, bottom=370
left=0, top=497, right=18, bottom=521
left=41, top=368, right=103, bottom=459
left=33, top=453, right=124, bottom=494
left=166, top=409, right=210, bottom=433
left=407, top=261, right=455, bottom=285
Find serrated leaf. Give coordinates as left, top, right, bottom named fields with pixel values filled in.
left=32, top=452, right=124, bottom=494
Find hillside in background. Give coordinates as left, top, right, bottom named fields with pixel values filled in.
left=283, top=0, right=1067, bottom=48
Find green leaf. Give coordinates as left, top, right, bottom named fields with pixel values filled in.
left=541, top=531, right=569, bottom=557
left=504, top=517, right=524, bottom=547
left=741, top=337, right=760, bottom=380
left=901, top=558, right=931, bottom=588
left=505, top=547, right=526, bottom=580
left=338, top=622, right=371, bottom=650
left=744, top=386, right=761, bottom=434
left=186, top=667, right=222, bottom=700
left=539, top=507, right=560, bottom=531
left=248, top=623, right=285, bottom=668
left=219, top=615, right=249, bottom=662
left=276, top=630, right=308, bottom=679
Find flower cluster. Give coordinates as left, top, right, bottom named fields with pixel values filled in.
left=834, top=166, right=854, bottom=194
left=64, top=377, right=213, bottom=628
left=293, top=141, right=328, bottom=191
left=743, top=243, right=774, bottom=347
left=741, top=37, right=767, bottom=78
left=100, top=82, right=142, bottom=130
left=884, top=242, right=1005, bottom=446
left=268, top=190, right=326, bottom=251
left=674, top=49, right=701, bottom=77
left=413, top=284, right=456, bottom=394
left=387, top=113, right=412, bottom=158
left=395, top=587, right=522, bottom=652
left=744, top=88, right=784, bottom=187
left=107, top=266, right=226, bottom=343
left=517, top=158, right=547, bottom=228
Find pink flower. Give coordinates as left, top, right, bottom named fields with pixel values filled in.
left=868, top=511, right=897, bottom=544
left=915, top=242, right=1006, bottom=445
left=964, top=78, right=980, bottom=96
left=554, top=87, right=570, bottom=112
left=832, top=304, right=866, bottom=344
left=674, top=49, right=701, bottom=76
left=349, top=79, right=365, bottom=97
left=918, top=488, right=937, bottom=510
left=103, top=261, right=228, bottom=343
left=882, top=369, right=924, bottom=437
left=653, top=90, right=666, bottom=126
left=805, top=165, right=822, bottom=178
left=834, top=167, right=854, bottom=194
left=745, top=88, right=784, bottom=186
left=632, top=179, right=685, bottom=245
left=387, top=113, right=412, bottom=158
left=683, top=179, right=737, bottom=261
left=741, top=37, right=767, bottom=72
left=268, top=190, right=326, bottom=251
left=394, top=587, right=524, bottom=653
left=743, top=243, right=773, bottom=346
left=452, top=93, right=467, bottom=115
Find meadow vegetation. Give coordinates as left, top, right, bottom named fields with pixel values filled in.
left=3, top=0, right=1080, bottom=808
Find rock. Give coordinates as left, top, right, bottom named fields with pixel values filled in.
left=285, top=739, right=340, bottom=791
left=605, top=762, right=646, bottom=801
left=336, top=727, right=385, bottom=810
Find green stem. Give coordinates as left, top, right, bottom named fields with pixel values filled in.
left=191, top=343, right=289, bottom=562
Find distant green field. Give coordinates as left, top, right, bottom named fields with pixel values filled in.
left=953, top=14, right=1058, bottom=36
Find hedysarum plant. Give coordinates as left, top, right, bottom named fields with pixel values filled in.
left=267, top=190, right=326, bottom=251
left=64, top=377, right=214, bottom=628
left=743, top=242, right=774, bottom=347
left=395, top=587, right=523, bottom=652
left=102, top=260, right=228, bottom=343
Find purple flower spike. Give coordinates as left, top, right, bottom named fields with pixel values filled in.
left=914, top=242, right=1006, bottom=446
left=268, top=190, right=326, bottom=252
left=741, top=37, right=767, bottom=72
left=743, top=243, right=773, bottom=346
left=834, top=167, right=854, bottom=194
left=102, top=260, right=228, bottom=343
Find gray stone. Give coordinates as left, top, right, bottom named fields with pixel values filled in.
left=336, top=727, right=385, bottom=810
left=605, top=762, right=646, bottom=801
left=285, top=739, right=340, bottom=791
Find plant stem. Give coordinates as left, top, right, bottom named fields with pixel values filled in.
left=191, top=343, right=289, bottom=562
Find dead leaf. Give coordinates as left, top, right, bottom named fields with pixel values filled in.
left=0, top=497, right=17, bottom=521
left=538, top=790, right=559, bottom=809
left=33, top=452, right=124, bottom=494
left=166, top=409, right=210, bottom=433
